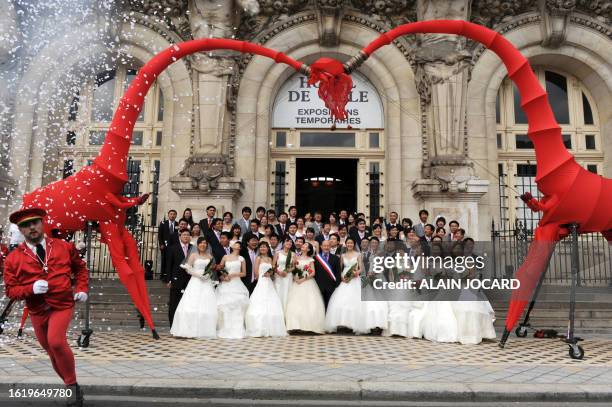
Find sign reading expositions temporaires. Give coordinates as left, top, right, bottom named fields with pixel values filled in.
left=272, top=72, right=384, bottom=129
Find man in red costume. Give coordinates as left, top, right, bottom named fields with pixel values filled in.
left=3, top=208, right=88, bottom=407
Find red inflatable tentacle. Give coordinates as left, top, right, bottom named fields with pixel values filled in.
left=94, top=39, right=306, bottom=186
left=360, top=20, right=572, bottom=183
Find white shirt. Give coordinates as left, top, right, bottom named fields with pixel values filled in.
left=9, top=223, right=25, bottom=245
left=26, top=237, right=46, bottom=255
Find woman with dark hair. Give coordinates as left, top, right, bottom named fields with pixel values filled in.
left=190, top=224, right=203, bottom=247
left=328, top=213, right=339, bottom=234
left=325, top=237, right=368, bottom=334
left=230, top=224, right=242, bottom=246
left=171, top=237, right=217, bottom=338
left=216, top=241, right=249, bottom=339
left=222, top=212, right=234, bottom=232
left=182, top=208, right=195, bottom=228
left=285, top=242, right=326, bottom=334
left=245, top=241, right=287, bottom=337
left=273, top=237, right=295, bottom=310
left=435, top=227, right=447, bottom=240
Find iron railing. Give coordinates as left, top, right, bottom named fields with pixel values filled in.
left=491, top=219, right=612, bottom=286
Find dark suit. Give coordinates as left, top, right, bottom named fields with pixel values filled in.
left=158, top=219, right=178, bottom=280
left=207, top=229, right=225, bottom=264
left=165, top=242, right=192, bottom=324
left=314, top=252, right=341, bottom=309
left=199, top=217, right=215, bottom=236
left=240, top=247, right=257, bottom=294
left=315, top=233, right=330, bottom=246
left=349, top=229, right=371, bottom=249
left=419, top=236, right=433, bottom=256
left=275, top=223, right=288, bottom=239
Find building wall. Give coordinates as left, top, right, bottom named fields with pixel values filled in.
left=2, top=1, right=611, bottom=239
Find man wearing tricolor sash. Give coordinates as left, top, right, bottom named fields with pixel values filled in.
left=314, top=240, right=341, bottom=309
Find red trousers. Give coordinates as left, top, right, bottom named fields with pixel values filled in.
left=30, top=307, right=76, bottom=385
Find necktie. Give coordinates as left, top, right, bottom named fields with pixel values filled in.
left=36, top=243, right=46, bottom=265
left=182, top=244, right=188, bottom=257
left=170, top=222, right=174, bottom=234
left=324, top=253, right=328, bottom=262
left=208, top=218, right=212, bottom=227
left=250, top=251, right=256, bottom=282
left=225, top=247, right=230, bottom=254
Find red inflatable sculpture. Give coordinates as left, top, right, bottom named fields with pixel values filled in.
left=19, top=20, right=611, bottom=345
left=345, top=20, right=612, bottom=347
left=19, top=39, right=328, bottom=339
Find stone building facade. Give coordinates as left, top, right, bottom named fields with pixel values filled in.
left=1, top=0, right=610, bottom=239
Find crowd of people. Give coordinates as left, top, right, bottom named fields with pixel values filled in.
left=159, top=206, right=496, bottom=345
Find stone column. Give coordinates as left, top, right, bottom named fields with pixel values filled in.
left=411, top=0, right=489, bottom=239
left=170, top=0, right=243, bottom=210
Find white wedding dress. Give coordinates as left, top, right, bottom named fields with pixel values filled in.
left=274, top=251, right=293, bottom=311
left=170, top=257, right=218, bottom=338
left=422, top=300, right=459, bottom=343
left=216, top=257, right=250, bottom=339
left=245, top=262, right=287, bottom=337
left=285, top=259, right=326, bottom=333
left=325, top=256, right=367, bottom=334
left=384, top=265, right=426, bottom=338
left=453, top=288, right=496, bottom=344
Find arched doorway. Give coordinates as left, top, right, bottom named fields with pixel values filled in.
left=269, top=71, right=385, bottom=219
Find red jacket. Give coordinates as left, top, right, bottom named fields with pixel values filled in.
left=3, top=238, right=89, bottom=315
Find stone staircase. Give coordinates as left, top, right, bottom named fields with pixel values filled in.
left=2, top=281, right=611, bottom=337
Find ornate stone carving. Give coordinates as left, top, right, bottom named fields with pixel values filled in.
left=576, top=0, right=612, bottom=23
left=350, top=0, right=417, bottom=27
left=425, top=157, right=475, bottom=193
left=179, top=154, right=229, bottom=192
left=540, top=0, right=576, bottom=48
left=127, top=0, right=188, bottom=17
left=316, top=0, right=345, bottom=46
left=471, top=1, right=535, bottom=26
left=189, top=53, right=238, bottom=76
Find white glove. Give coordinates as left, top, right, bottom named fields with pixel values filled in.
left=74, top=292, right=88, bottom=302
left=32, top=280, right=48, bottom=294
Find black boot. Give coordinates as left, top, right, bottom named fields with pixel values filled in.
left=66, top=383, right=84, bottom=407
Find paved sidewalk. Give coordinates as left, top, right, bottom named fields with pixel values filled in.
left=0, top=329, right=611, bottom=404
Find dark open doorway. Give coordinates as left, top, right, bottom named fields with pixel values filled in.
left=296, top=158, right=357, bottom=216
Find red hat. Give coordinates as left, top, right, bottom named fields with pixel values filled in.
left=9, top=208, right=47, bottom=226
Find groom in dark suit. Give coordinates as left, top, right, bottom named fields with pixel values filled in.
left=240, top=234, right=259, bottom=294
left=164, top=229, right=192, bottom=325
left=314, top=240, right=341, bottom=309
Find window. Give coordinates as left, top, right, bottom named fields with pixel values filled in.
left=63, top=159, right=74, bottom=179
left=587, top=164, right=598, bottom=174
left=273, top=161, right=286, bottom=213
left=89, top=130, right=106, bottom=145
left=545, top=71, right=569, bottom=124
left=369, top=132, right=380, bottom=148
left=562, top=134, right=571, bottom=149
left=60, top=65, right=164, bottom=226
left=132, top=131, right=143, bottom=146
left=300, top=132, right=355, bottom=147
left=496, top=68, right=603, bottom=228
left=276, top=131, right=286, bottom=147
left=585, top=134, right=596, bottom=150
left=515, top=134, right=533, bottom=149
left=368, top=162, right=381, bottom=220
left=92, top=71, right=115, bottom=122
left=66, top=131, right=76, bottom=146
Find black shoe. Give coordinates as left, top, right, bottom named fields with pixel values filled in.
left=66, top=383, right=84, bottom=407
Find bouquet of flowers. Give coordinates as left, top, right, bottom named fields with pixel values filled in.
left=343, top=263, right=357, bottom=281
left=277, top=251, right=293, bottom=274
left=201, top=260, right=215, bottom=280
left=292, top=261, right=314, bottom=279
left=361, top=272, right=377, bottom=288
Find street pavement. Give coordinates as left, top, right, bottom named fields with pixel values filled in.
left=0, top=327, right=611, bottom=405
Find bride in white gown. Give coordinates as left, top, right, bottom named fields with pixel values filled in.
left=216, top=241, right=250, bottom=339
left=273, top=238, right=295, bottom=311
left=285, top=242, right=326, bottom=334
left=245, top=241, right=287, bottom=337
left=325, top=238, right=367, bottom=334
left=170, top=237, right=218, bottom=338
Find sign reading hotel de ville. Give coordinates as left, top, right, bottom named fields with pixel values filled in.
left=272, top=72, right=384, bottom=129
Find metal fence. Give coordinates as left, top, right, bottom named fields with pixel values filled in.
left=73, top=221, right=160, bottom=279
left=491, top=219, right=612, bottom=287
